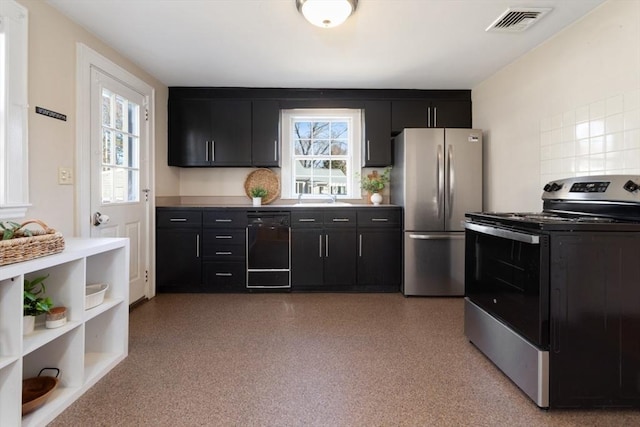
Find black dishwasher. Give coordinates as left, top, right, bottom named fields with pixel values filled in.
left=246, top=212, right=291, bottom=290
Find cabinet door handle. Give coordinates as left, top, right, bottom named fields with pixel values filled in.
left=325, top=235, right=329, bottom=257
left=318, top=235, right=322, bottom=258
left=371, top=218, right=389, bottom=222
left=211, top=140, right=215, bottom=162
left=196, top=234, right=200, bottom=258
left=427, top=107, right=431, bottom=127
left=215, top=235, right=232, bottom=239
left=205, top=140, right=209, bottom=162
left=299, top=218, right=316, bottom=222
left=215, top=219, right=232, bottom=223
left=359, top=234, right=362, bottom=257
left=169, top=218, right=187, bottom=222
left=274, top=140, right=278, bottom=161
left=332, top=218, right=350, bottom=222
left=216, top=272, right=233, bottom=277
left=215, top=251, right=233, bottom=255
left=434, top=106, right=438, bottom=127
left=367, top=140, right=371, bottom=161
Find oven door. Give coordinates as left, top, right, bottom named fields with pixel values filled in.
left=464, top=222, right=550, bottom=347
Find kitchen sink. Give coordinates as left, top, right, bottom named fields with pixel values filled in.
left=293, top=202, right=352, bottom=207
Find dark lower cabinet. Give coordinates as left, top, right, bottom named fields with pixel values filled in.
left=550, top=234, right=640, bottom=407
left=157, top=207, right=401, bottom=293
left=156, top=209, right=202, bottom=292
left=291, top=228, right=324, bottom=288
left=357, top=229, right=401, bottom=291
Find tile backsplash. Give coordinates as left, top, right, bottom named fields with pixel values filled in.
left=540, top=88, right=640, bottom=186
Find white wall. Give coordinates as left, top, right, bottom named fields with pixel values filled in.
left=473, top=0, right=640, bottom=212
left=16, top=0, right=174, bottom=236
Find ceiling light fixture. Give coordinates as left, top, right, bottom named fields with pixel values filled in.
left=296, top=0, right=358, bottom=29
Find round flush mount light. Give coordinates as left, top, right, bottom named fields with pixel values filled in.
left=296, top=0, right=358, bottom=28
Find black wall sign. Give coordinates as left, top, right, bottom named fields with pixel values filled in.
left=35, top=106, right=67, bottom=122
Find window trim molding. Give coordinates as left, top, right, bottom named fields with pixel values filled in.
left=0, top=0, right=29, bottom=220
left=280, top=108, right=362, bottom=200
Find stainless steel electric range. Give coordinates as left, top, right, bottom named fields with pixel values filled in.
left=463, top=175, right=640, bottom=409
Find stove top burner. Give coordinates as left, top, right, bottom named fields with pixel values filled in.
left=466, top=210, right=640, bottom=232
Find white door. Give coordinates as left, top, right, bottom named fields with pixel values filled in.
left=90, top=68, right=149, bottom=304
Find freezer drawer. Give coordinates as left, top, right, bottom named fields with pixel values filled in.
left=403, top=231, right=465, bottom=296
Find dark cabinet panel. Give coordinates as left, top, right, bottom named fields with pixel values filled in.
left=156, top=209, right=202, bottom=292
left=323, top=228, right=357, bottom=287
left=168, top=98, right=210, bottom=166
left=252, top=100, right=280, bottom=167
left=550, top=234, right=640, bottom=407
left=391, top=99, right=472, bottom=133
left=291, top=228, right=324, bottom=288
left=363, top=101, right=391, bottom=167
left=357, top=229, right=401, bottom=290
left=202, top=261, right=246, bottom=292
left=168, top=98, right=252, bottom=167
left=430, top=99, right=472, bottom=129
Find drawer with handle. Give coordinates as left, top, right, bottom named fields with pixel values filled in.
left=157, top=209, right=202, bottom=227
left=357, top=208, right=401, bottom=227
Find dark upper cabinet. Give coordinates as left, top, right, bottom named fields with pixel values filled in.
left=168, top=98, right=252, bottom=167
left=252, top=100, right=280, bottom=167
left=391, top=99, right=471, bottom=133
left=363, top=101, right=392, bottom=167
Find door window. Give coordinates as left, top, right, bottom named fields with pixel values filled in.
left=100, top=88, right=140, bottom=204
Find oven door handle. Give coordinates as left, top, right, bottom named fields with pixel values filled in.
left=464, top=222, right=540, bottom=244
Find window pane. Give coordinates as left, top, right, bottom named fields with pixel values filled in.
left=331, top=121, right=348, bottom=138
left=313, top=122, right=330, bottom=138
left=115, top=132, right=125, bottom=166
left=128, top=102, right=140, bottom=135
left=331, top=141, right=348, bottom=155
left=101, top=167, right=114, bottom=203
left=115, top=96, right=124, bottom=131
left=294, top=122, right=312, bottom=139
left=294, top=139, right=312, bottom=156
left=102, top=129, right=113, bottom=164
left=128, top=135, right=139, bottom=167
left=102, top=91, right=111, bottom=126
left=128, top=169, right=139, bottom=202
left=313, top=140, right=330, bottom=155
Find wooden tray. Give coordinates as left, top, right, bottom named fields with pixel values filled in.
left=244, top=168, right=280, bottom=204
left=22, top=368, right=59, bottom=415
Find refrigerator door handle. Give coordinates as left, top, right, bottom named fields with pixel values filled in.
left=437, top=144, right=444, bottom=219
left=448, top=145, right=454, bottom=219
left=409, top=234, right=465, bottom=240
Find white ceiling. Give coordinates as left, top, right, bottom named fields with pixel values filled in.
left=46, top=0, right=605, bottom=89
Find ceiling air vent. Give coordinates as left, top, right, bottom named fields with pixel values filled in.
left=486, top=7, right=552, bottom=33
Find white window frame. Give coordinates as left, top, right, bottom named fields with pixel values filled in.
left=280, top=109, right=362, bottom=200
left=0, top=0, right=29, bottom=220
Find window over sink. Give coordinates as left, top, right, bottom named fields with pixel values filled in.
left=280, top=109, right=362, bottom=200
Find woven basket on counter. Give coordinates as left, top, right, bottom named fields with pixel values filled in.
left=0, top=220, right=65, bottom=266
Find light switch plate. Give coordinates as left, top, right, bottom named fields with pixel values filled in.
left=58, top=167, right=73, bottom=185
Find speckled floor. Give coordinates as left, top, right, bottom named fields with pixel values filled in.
left=50, top=293, right=640, bottom=426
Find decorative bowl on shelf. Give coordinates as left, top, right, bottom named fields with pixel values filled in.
left=22, top=368, right=60, bottom=415
left=85, top=283, right=109, bottom=310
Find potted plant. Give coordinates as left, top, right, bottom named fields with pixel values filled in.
left=250, top=186, right=268, bottom=207
left=359, top=166, right=392, bottom=205
left=23, top=274, right=54, bottom=334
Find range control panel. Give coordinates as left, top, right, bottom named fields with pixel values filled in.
left=570, top=181, right=610, bottom=193
left=542, top=175, right=640, bottom=202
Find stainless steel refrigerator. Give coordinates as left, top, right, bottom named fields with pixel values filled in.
left=390, top=128, right=483, bottom=296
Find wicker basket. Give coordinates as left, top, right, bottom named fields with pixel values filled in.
left=0, top=220, right=65, bottom=266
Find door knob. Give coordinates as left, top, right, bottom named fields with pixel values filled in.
left=93, top=212, right=110, bottom=226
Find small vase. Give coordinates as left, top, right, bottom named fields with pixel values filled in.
left=23, top=315, right=35, bottom=335
left=252, top=197, right=262, bottom=207
left=370, top=192, right=383, bottom=206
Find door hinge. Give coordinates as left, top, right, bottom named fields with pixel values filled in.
left=145, top=270, right=149, bottom=282
left=145, top=108, right=149, bottom=121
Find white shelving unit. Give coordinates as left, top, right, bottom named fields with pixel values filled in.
left=0, top=238, right=129, bottom=426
